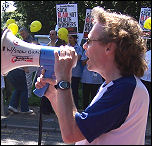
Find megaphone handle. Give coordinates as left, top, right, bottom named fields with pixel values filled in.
left=33, top=83, right=49, bottom=97
left=33, top=69, right=55, bottom=97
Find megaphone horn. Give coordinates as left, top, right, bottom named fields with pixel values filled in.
left=1, top=29, right=60, bottom=97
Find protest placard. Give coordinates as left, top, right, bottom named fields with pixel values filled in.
left=56, top=4, right=78, bottom=34
left=83, top=9, right=93, bottom=38
left=139, top=8, right=151, bottom=31
left=139, top=8, right=151, bottom=39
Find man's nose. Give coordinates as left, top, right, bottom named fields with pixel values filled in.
left=83, top=42, right=88, bottom=50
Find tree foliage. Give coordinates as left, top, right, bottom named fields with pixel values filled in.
left=1, top=1, right=151, bottom=35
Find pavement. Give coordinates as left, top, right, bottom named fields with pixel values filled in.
left=1, top=105, right=60, bottom=132
left=1, top=105, right=69, bottom=145
left=1, top=105, right=151, bottom=145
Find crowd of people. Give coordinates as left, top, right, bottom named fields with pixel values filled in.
left=1, top=6, right=151, bottom=145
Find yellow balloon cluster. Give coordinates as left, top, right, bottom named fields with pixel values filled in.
left=6, top=19, right=18, bottom=35
left=30, top=20, right=42, bottom=32
left=144, top=17, right=151, bottom=30
left=58, top=28, right=69, bottom=43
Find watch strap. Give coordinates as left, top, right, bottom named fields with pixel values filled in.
left=54, top=81, right=71, bottom=90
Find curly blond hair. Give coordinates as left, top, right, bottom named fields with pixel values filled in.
left=91, top=6, right=148, bottom=78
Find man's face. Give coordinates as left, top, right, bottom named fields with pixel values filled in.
left=49, top=30, right=57, bottom=41
left=68, top=35, right=76, bottom=45
left=83, top=22, right=107, bottom=73
left=20, top=30, right=28, bottom=40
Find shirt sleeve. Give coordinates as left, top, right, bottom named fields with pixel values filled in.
left=75, top=80, right=136, bottom=143
left=75, top=45, right=83, bottom=56
left=81, top=50, right=87, bottom=61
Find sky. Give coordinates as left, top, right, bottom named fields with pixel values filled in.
left=1, top=1, right=16, bottom=13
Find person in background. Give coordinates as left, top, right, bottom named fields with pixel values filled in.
left=19, top=27, right=37, bottom=44
left=2, top=27, right=33, bottom=114
left=47, top=30, right=66, bottom=47
left=68, top=34, right=83, bottom=109
left=7, top=68, right=33, bottom=114
left=47, top=30, right=58, bottom=46
left=19, top=27, right=38, bottom=98
left=141, top=48, right=151, bottom=99
left=81, top=50, right=104, bottom=109
left=35, top=6, right=149, bottom=145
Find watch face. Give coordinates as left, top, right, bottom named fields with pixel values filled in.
left=59, top=81, right=70, bottom=89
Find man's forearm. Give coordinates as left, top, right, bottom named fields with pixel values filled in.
left=57, top=89, right=77, bottom=133
left=54, top=87, right=83, bottom=143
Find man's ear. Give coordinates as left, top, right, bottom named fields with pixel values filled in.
left=105, top=42, right=116, bottom=54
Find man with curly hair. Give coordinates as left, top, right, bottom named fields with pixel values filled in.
left=35, top=6, right=149, bottom=145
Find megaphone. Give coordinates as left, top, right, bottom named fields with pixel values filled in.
left=1, top=29, right=60, bottom=97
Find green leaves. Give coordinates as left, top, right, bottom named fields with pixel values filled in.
left=1, top=1, right=151, bottom=34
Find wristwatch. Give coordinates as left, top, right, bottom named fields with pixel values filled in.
left=54, top=81, right=71, bottom=90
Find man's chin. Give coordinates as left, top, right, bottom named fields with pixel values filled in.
left=87, top=65, right=93, bottom=71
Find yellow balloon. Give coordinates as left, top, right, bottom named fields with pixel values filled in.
left=30, top=21, right=42, bottom=32
left=8, top=23, right=18, bottom=35
left=6, top=19, right=16, bottom=27
left=144, top=17, right=151, bottom=30
left=58, top=28, right=69, bottom=43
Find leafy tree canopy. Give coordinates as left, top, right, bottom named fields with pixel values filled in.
left=1, top=1, right=151, bottom=35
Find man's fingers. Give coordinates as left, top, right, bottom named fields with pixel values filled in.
left=35, top=76, right=57, bottom=89
left=54, top=49, right=59, bottom=62
left=41, top=69, right=45, bottom=75
left=42, top=78, right=57, bottom=85
left=35, top=80, right=45, bottom=89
